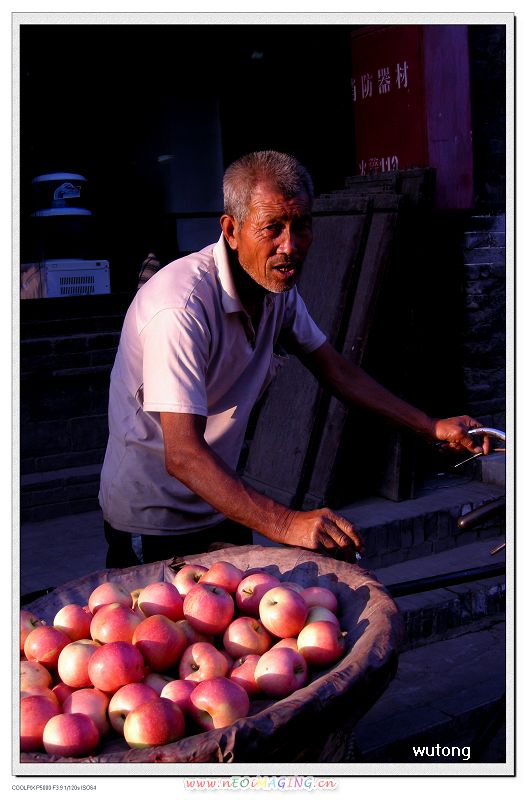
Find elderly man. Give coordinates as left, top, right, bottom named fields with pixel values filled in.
left=99, top=150, right=485, bottom=568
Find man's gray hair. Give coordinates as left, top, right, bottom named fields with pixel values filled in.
left=223, top=150, right=315, bottom=225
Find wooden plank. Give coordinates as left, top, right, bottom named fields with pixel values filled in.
left=302, top=205, right=402, bottom=508
left=242, top=212, right=370, bottom=505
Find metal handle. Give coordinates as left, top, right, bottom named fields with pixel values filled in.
left=468, top=427, right=506, bottom=443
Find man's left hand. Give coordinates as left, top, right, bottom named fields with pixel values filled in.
left=433, top=416, right=491, bottom=455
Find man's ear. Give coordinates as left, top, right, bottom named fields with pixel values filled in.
left=220, top=214, right=238, bottom=250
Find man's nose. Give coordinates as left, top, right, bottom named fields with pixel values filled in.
left=276, top=228, right=297, bottom=256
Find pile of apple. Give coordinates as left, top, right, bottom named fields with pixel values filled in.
left=20, top=560, right=347, bottom=759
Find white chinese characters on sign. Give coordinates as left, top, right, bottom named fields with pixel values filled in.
left=352, top=60, right=409, bottom=102
left=359, top=155, right=400, bottom=176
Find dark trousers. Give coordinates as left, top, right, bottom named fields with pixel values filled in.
left=103, top=519, right=253, bottom=569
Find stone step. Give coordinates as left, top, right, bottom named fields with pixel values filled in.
left=353, top=619, right=507, bottom=764
left=465, top=214, right=506, bottom=232
left=374, top=536, right=505, bottom=650
left=340, top=474, right=505, bottom=570
left=20, top=331, right=120, bottom=376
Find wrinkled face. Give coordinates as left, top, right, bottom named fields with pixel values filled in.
left=223, top=182, right=313, bottom=293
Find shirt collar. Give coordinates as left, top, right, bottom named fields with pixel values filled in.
left=213, top=234, right=244, bottom=314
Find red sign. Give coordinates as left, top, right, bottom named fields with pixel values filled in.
left=351, top=25, right=427, bottom=177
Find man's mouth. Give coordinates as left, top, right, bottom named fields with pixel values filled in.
left=275, top=264, right=299, bottom=278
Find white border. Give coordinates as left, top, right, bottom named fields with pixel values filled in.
left=8, top=7, right=517, bottom=791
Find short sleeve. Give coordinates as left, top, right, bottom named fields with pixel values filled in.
left=141, top=307, right=211, bottom=415
left=279, top=289, right=327, bottom=355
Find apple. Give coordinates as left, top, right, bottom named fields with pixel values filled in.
left=20, top=694, right=60, bottom=752
left=20, top=659, right=52, bottom=692
left=297, top=620, right=347, bottom=667
left=173, top=564, right=207, bottom=597
left=53, top=682, right=75, bottom=705
left=301, top=586, right=338, bottom=614
left=87, top=641, right=145, bottom=693
left=160, top=679, right=195, bottom=716
left=305, top=606, right=340, bottom=627
left=174, top=619, right=213, bottom=647
left=142, top=672, right=173, bottom=694
left=108, top=682, right=159, bottom=735
left=178, top=642, right=229, bottom=683
left=280, top=581, right=304, bottom=594
left=254, top=647, right=308, bottom=698
left=123, top=697, right=185, bottom=749
left=20, top=609, right=45, bottom=652
left=88, top=581, right=132, bottom=614
left=23, top=625, right=71, bottom=671
left=63, top=687, right=110, bottom=738
left=270, top=637, right=298, bottom=652
left=228, top=654, right=261, bottom=697
left=259, top=586, right=308, bottom=639
left=53, top=604, right=93, bottom=641
left=20, top=685, right=61, bottom=706
left=189, top=677, right=249, bottom=731
left=57, top=639, right=101, bottom=688
left=137, top=581, right=184, bottom=621
left=90, top=602, right=142, bottom=644
left=199, top=560, right=244, bottom=594
left=235, top=572, right=281, bottom=617
left=222, top=616, right=272, bottom=658
left=132, top=614, right=187, bottom=672
left=183, top=583, right=234, bottom=635
left=43, top=712, right=99, bottom=758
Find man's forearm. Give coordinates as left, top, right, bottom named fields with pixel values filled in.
left=303, top=342, right=437, bottom=438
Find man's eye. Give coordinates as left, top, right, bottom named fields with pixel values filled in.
left=264, top=223, right=282, bottom=234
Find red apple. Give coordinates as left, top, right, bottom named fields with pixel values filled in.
left=123, top=697, right=185, bottom=749
left=173, top=564, right=207, bottom=597
left=222, top=616, right=272, bottom=658
left=20, top=694, right=60, bottom=752
left=20, top=609, right=45, bottom=652
left=43, top=712, right=99, bottom=758
left=53, top=682, right=75, bottom=705
left=57, top=639, right=101, bottom=688
left=228, top=654, right=261, bottom=697
left=305, top=606, right=340, bottom=627
left=259, top=586, right=308, bottom=639
left=174, top=619, right=213, bottom=646
left=183, top=583, right=234, bottom=635
left=142, top=672, right=173, bottom=694
left=280, top=581, right=304, bottom=594
left=23, top=625, right=71, bottom=671
left=189, top=677, right=249, bottom=731
left=270, top=637, right=299, bottom=652
left=87, top=641, right=145, bottom=693
left=254, top=647, right=308, bottom=698
left=20, top=660, right=52, bottom=692
left=108, top=682, right=159, bottom=735
left=20, top=685, right=61, bottom=706
left=88, top=581, right=132, bottom=614
left=53, top=604, right=93, bottom=642
left=90, top=602, right=142, bottom=644
left=199, top=560, right=244, bottom=594
left=178, top=642, right=229, bottom=683
left=297, top=620, right=347, bottom=667
left=132, top=614, right=187, bottom=672
left=160, top=679, right=195, bottom=716
left=301, top=586, right=338, bottom=614
left=235, top=571, right=281, bottom=617
left=137, top=581, right=184, bottom=621
left=63, top=687, right=110, bottom=738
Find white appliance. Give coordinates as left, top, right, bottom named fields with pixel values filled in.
left=44, top=259, right=111, bottom=297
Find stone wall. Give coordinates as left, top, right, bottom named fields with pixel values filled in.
left=461, top=213, right=506, bottom=431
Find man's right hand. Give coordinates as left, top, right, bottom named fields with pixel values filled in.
left=275, top=507, right=365, bottom=562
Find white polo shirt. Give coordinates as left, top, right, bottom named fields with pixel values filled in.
left=99, top=235, right=326, bottom=536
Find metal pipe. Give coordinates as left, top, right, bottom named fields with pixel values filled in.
left=386, top=562, right=505, bottom=598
